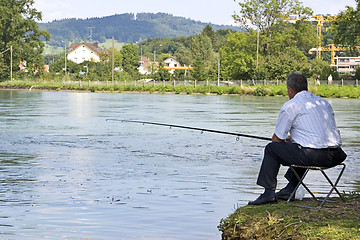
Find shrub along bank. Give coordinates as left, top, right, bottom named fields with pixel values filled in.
left=0, top=80, right=360, bottom=98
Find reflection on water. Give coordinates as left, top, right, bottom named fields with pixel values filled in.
left=0, top=90, right=358, bottom=239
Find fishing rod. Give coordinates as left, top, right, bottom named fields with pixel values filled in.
left=106, top=119, right=272, bottom=141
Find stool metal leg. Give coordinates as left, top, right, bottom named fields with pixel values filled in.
left=287, top=166, right=318, bottom=205
left=287, top=163, right=346, bottom=209
left=318, top=163, right=346, bottom=208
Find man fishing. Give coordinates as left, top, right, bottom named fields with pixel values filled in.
left=248, top=73, right=347, bottom=205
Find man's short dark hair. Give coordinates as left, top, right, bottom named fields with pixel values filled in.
left=287, top=73, right=308, bottom=92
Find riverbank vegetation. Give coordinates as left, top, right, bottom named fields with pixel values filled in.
left=218, top=194, right=360, bottom=240
left=1, top=79, right=360, bottom=98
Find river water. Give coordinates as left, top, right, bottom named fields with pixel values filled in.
left=0, top=90, right=359, bottom=239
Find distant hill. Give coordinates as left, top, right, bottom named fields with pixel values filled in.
left=38, top=12, right=243, bottom=47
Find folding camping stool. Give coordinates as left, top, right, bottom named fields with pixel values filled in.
left=286, top=163, right=346, bottom=209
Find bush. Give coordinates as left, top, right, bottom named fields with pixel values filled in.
left=0, top=80, right=359, bottom=98
left=254, top=86, right=269, bottom=96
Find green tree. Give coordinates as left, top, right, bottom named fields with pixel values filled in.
left=330, top=0, right=360, bottom=47
left=354, top=66, right=360, bottom=80
left=120, top=43, right=139, bottom=78
left=233, top=0, right=312, bottom=56
left=263, top=47, right=309, bottom=80
left=220, top=31, right=256, bottom=80
left=192, top=57, right=207, bottom=81
left=190, top=34, right=216, bottom=81
left=0, top=0, right=50, bottom=80
left=174, top=46, right=192, bottom=66
left=202, top=25, right=223, bottom=52
left=49, top=57, right=79, bottom=74
left=308, top=58, right=336, bottom=80
left=154, top=63, right=171, bottom=81
left=99, top=49, right=123, bottom=67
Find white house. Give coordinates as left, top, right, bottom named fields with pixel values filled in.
left=163, top=57, right=181, bottom=74
left=138, top=56, right=191, bottom=75
left=67, top=42, right=102, bottom=64
left=138, top=56, right=152, bottom=75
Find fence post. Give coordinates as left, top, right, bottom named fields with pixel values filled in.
left=163, top=80, right=165, bottom=87
left=356, top=79, right=358, bottom=87
left=341, top=79, right=344, bottom=87
left=241, top=80, right=243, bottom=87
left=195, top=80, right=197, bottom=88
left=173, top=79, right=175, bottom=87
left=264, top=79, right=266, bottom=85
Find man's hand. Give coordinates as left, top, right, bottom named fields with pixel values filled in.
left=272, top=134, right=285, bottom=142
left=286, top=136, right=293, bottom=142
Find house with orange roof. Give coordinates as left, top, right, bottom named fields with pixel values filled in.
left=67, top=42, right=102, bottom=64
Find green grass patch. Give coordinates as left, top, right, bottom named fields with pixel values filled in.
left=0, top=80, right=359, bottom=98
left=218, top=196, right=360, bottom=240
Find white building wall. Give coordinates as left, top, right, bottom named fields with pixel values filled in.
left=67, top=45, right=100, bottom=64
left=335, top=56, right=360, bottom=76
left=164, top=57, right=181, bottom=74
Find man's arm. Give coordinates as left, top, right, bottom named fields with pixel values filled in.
left=272, top=133, right=293, bottom=142
left=272, top=133, right=285, bottom=142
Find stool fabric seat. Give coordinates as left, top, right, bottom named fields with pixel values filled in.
left=286, top=163, right=346, bottom=209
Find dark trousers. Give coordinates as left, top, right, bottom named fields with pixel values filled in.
left=256, top=142, right=347, bottom=190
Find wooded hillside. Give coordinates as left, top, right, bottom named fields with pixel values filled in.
left=38, top=13, right=243, bottom=47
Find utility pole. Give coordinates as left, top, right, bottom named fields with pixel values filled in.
left=10, top=46, right=13, bottom=82
left=256, top=28, right=259, bottom=70
left=112, top=36, right=115, bottom=84
left=64, top=42, right=67, bottom=77
left=217, top=58, right=220, bottom=86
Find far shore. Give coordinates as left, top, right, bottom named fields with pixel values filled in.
left=0, top=80, right=359, bottom=98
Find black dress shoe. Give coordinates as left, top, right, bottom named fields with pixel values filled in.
left=276, top=188, right=295, bottom=200
left=248, top=194, right=278, bottom=205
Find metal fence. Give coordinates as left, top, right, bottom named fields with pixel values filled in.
left=59, top=78, right=359, bottom=88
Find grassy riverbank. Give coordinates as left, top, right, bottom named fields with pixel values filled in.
left=0, top=80, right=360, bottom=98
left=218, top=194, right=360, bottom=240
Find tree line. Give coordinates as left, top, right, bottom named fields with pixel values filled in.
left=1, top=0, right=360, bottom=82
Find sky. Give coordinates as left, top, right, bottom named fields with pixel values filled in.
left=34, top=0, right=357, bottom=25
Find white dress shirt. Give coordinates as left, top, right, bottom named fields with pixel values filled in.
left=275, top=91, right=342, bottom=148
